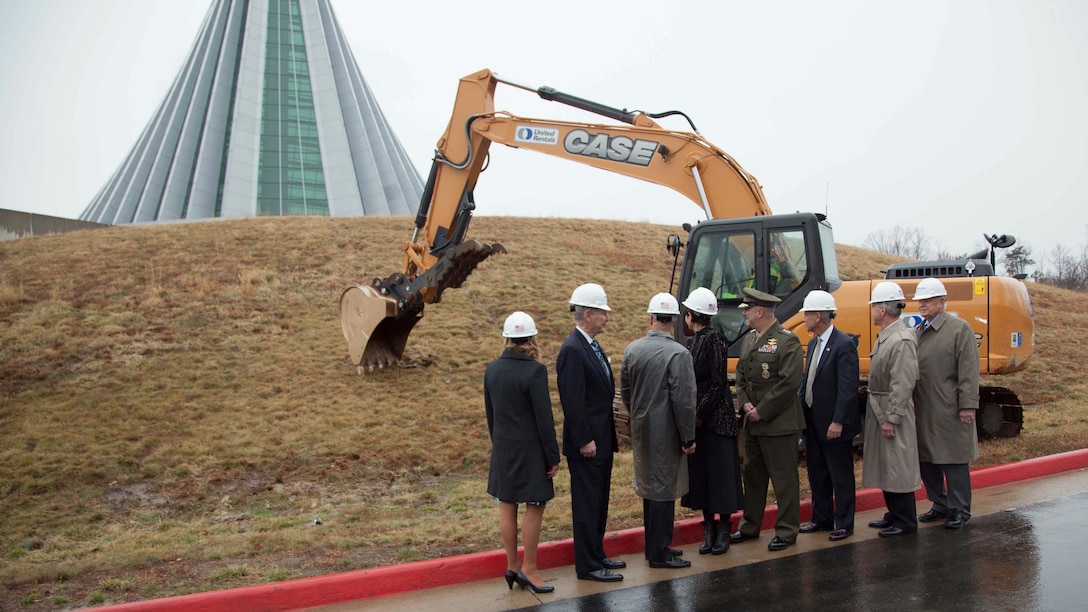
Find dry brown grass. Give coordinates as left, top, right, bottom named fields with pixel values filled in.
left=0, top=216, right=1084, bottom=609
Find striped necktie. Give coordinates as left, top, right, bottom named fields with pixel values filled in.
left=590, top=339, right=609, bottom=374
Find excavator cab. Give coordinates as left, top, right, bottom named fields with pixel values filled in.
left=675, top=212, right=839, bottom=354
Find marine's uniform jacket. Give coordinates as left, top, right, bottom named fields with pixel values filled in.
left=861, top=318, right=921, bottom=494
left=915, top=313, right=980, bottom=464
left=736, top=321, right=804, bottom=436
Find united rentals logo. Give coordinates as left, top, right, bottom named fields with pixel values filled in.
left=515, top=127, right=560, bottom=145
left=563, top=128, right=658, bottom=167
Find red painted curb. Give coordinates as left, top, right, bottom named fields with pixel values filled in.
left=95, top=449, right=1088, bottom=611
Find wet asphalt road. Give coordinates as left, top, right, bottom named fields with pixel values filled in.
left=519, top=492, right=1084, bottom=612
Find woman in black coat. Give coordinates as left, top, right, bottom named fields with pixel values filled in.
left=485, top=311, right=561, bottom=594
left=679, top=287, right=744, bottom=555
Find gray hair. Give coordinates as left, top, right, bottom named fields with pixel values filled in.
left=878, top=301, right=905, bottom=317
left=572, top=304, right=587, bottom=323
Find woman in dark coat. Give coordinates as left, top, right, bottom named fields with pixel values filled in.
left=484, top=311, right=561, bottom=594
left=679, top=287, right=744, bottom=555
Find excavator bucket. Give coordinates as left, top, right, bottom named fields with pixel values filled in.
left=339, top=285, right=422, bottom=370
left=340, top=240, right=507, bottom=371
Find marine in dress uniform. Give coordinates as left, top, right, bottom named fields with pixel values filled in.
left=728, top=288, right=805, bottom=552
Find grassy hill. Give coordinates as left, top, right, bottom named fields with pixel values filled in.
left=1, top=216, right=1084, bottom=608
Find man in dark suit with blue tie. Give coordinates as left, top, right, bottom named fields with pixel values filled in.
left=798, top=290, right=861, bottom=542
left=557, top=283, right=624, bottom=582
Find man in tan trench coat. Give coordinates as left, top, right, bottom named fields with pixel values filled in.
left=912, top=277, right=980, bottom=529
left=862, top=282, right=921, bottom=537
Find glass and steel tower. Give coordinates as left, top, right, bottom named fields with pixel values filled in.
left=80, top=0, right=422, bottom=224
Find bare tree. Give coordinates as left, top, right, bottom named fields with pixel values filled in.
left=863, top=225, right=932, bottom=259
left=1037, top=243, right=1088, bottom=291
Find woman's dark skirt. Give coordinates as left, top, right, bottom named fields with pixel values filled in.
left=681, top=428, right=743, bottom=516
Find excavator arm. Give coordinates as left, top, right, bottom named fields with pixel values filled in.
left=341, top=68, right=772, bottom=369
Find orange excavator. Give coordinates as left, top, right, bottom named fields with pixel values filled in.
left=340, top=68, right=1032, bottom=438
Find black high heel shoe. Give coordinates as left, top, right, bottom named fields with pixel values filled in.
left=516, top=570, right=555, bottom=593
left=504, top=569, right=518, bottom=589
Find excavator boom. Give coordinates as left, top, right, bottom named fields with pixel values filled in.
left=342, top=69, right=771, bottom=369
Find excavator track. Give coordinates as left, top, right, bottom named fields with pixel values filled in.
left=978, top=386, right=1024, bottom=438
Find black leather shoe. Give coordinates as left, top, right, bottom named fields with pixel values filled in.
left=516, top=570, right=555, bottom=593
left=601, top=557, right=626, bottom=570
left=799, top=521, right=833, bottom=533
left=868, top=518, right=893, bottom=529
left=577, top=569, right=623, bottom=582
left=828, top=528, right=853, bottom=541
left=878, top=526, right=916, bottom=537
left=919, top=508, right=949, bottom=523
left=729, top=529, right=758, bottom=543
left=649, top=556, right=691, bottom=569
left=667, top=547, right=683, bottom=557
left=767, top=536, right=793, bottom=551
left=944, top=511, right=968, bottom=529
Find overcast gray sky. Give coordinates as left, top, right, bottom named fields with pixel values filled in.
left=2, top=0, right=1086, bottom=260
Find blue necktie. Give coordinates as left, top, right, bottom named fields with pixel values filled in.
left=591, top=339, right=609, bottom=375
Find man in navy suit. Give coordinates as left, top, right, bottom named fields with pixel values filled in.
left=557, top=283, right=624, bottom=582
left=798, top=290, right=861, bottom=542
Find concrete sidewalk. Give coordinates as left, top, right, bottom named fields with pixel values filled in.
left=318, top=465, right=1088, bottom=611
left=95, top=449, right=1088, bottom=611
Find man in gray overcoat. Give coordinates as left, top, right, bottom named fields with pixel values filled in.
left=621, top=292, right=697, bottom=569
left=912, top=277, right=980, bottom=529
left=862, top=282, right=921, bottom=537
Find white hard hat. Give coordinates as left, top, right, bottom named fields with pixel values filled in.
left=801, top=290, right=837, bottom=312
left=647, top=292, right=681, bottom=315
left=682, top=287, right=718, bottom=316
left=912, top=277, right=948, bottom=300
left=502, top=311, right=538, bottom=338
left=869, top=281, right=906, bottom=304
left=570, top=283, right=611, bottom=311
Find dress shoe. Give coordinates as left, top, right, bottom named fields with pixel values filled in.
left=667, top=547, right=684, bottom=557
left=729, top=529, right=758, bottom=543
left=516, top=570, right=554, bottom=593
left=577, top=569, right=623, bottom=582
left=799, top=521, right=833, bottom=533
left=878, top=526, right=916, bottom=537
left=944, top=511, right=968, bottom=529
left=767, top=536, right=793, bottom=551
left=601, top=557, right=626, bottom=570
left=649, top=555, right=691, bottom=569
left=828, top=528, right=853, bottom=541
left=919, top=508, right=949, bottom=523
left=504, top=569, right=518, bottom=589
left=868, top=518, right=893, bottom=529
